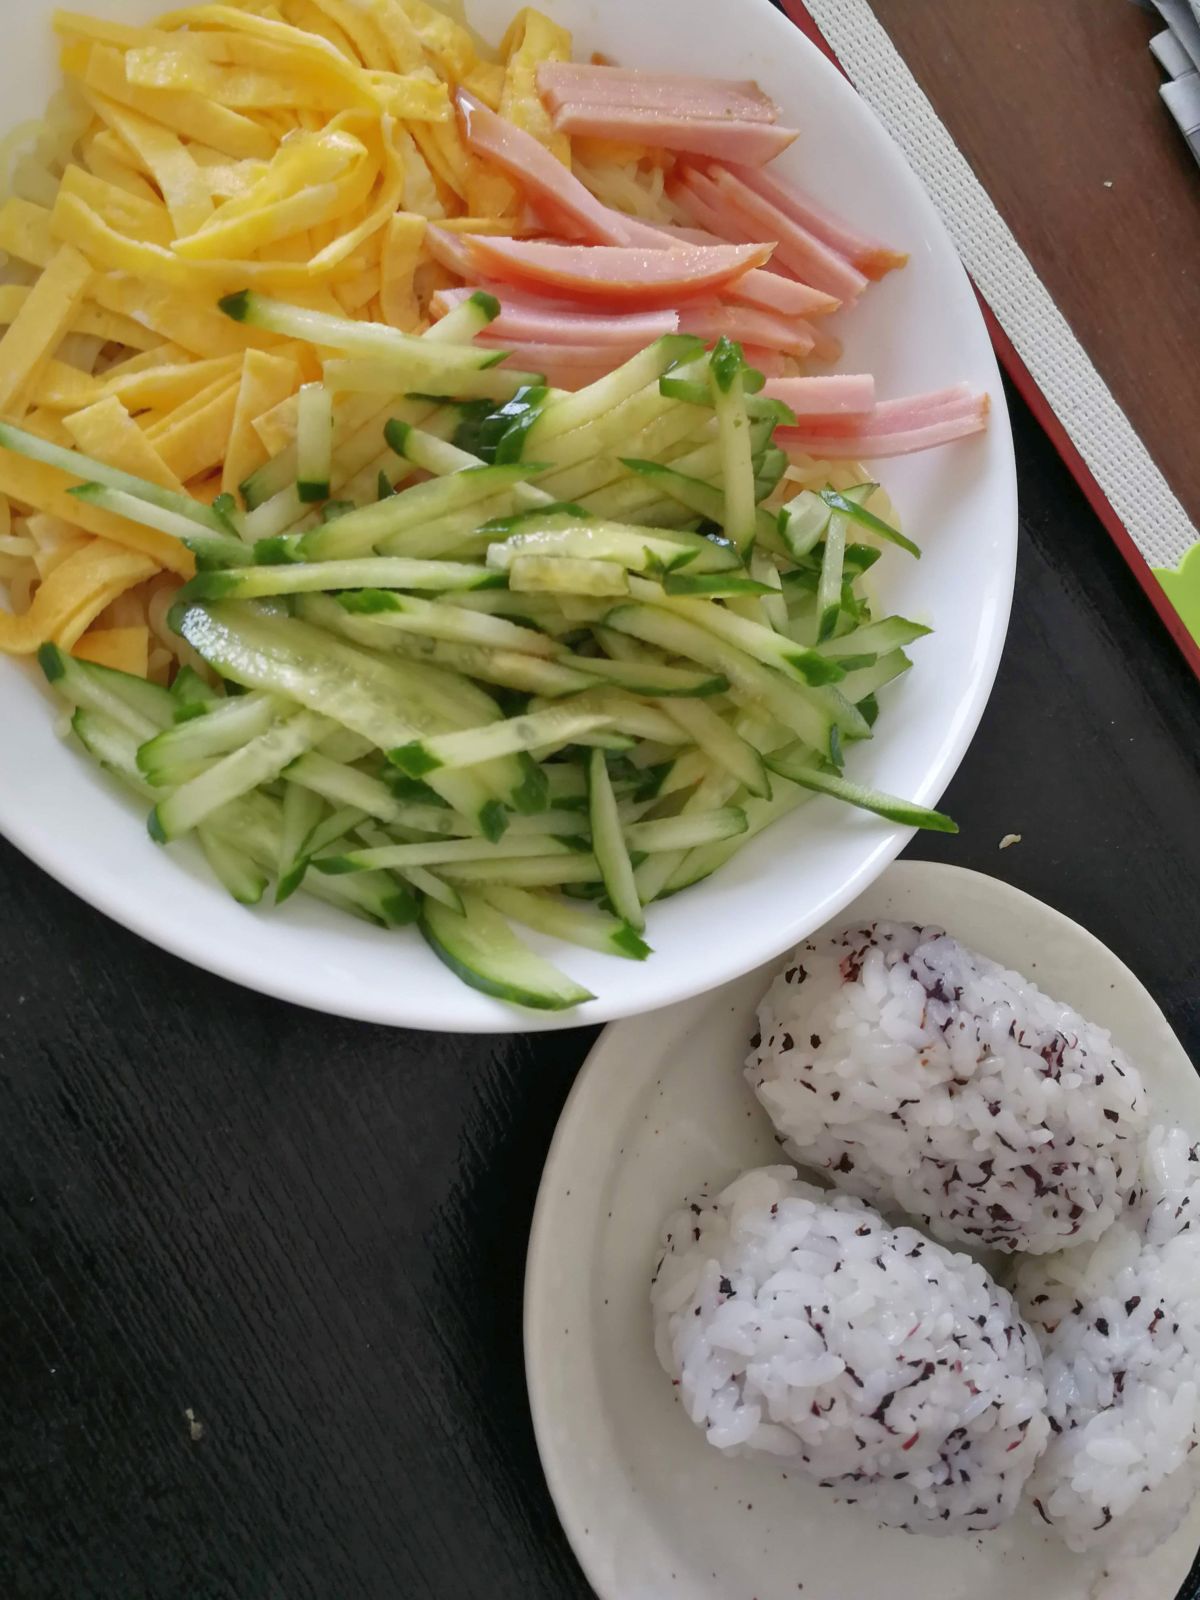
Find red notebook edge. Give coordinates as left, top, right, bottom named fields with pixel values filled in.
left=779, top=0, right=1200, bottom=680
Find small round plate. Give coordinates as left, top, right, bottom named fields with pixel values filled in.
left=524, top=861, right=1200, bottom=1600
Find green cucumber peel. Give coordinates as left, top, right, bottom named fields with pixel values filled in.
left=819, top=488, right=921, bottom=559
left=469, top=290, right=501, bottom=321
left=493, top=387, right=552, bottom=465
left=709, top=336, right=746, bottom=395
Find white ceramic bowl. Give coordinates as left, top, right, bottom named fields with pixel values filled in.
left=0, top=0, right=1015, bottom=1031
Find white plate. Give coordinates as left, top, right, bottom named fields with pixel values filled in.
left=524, top=861, right=1200, bottom=1599
left=0, top=0, right=1015, bottom=1031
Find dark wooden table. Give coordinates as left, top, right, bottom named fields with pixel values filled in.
left=3, top=15, right=1200, bottom=1600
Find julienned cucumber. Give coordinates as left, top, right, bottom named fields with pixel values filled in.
left=198, top=829, right=269, bottom=905
left=179, top=557, right=503, bottom=604
left=315, top=834, right=583, bottom=874
left=391, top=703, right=615, bottom=779
left=0, top=421, right=235, bottom=535
left=709, top=339, right=757, bottom=552
left=276, top=778, right=324, bottom=903
left=298, top=462, right=547, bottom=562
left=219, top=291, right=501, bottom=375
left=507, top=555, right=629, bottom=597
left=68, top=483, right=252, bottom=569
left=515, top=337, right=703, bottom=456
left=478, top=884, right=650, bottom=960
left=420, top=891, right=595, bottom=1010
left=588, top=748, right=643, bottom=932
left=423, top=291, right=501, bottom=343
left=149, top=706, right=333, bottom=840
left=819, top=615, right=931, bottom=659
left=137, top=690, right=280, bottom=786
left=620, top=458, right=781, bottom=548
left=762, top=750, right=958, bottom=833
left=296, top=383, right=333, bottom=503
left=485, top=514, right=740, bottom=576
left=820, top=487, right=921, bottom=559
left=623, top=807, right=747, bottom=852
left=172, top=602, right=508, bottom=829
left=26, top=322, right=952, bottom=1014
left=658, top=376, right=795, bottom=425
left=38, top=642, right=175, bottom=739
left=338, top=591, right=558, bottom=657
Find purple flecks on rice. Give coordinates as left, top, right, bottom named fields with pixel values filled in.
left=746, top=922, right=1148, bottom=1254
left=651, top=1166, right=1049, bottom=1535
left=1015, top=1125, right=1200, bottom=1556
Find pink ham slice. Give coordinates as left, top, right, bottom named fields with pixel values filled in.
left=776, top=387, right=989, bottom=458
left=424, top=226, right=478, bottom=278
left=739, top=345, right=788, bottom=377
left=456, top=91, right=630, bottom=246
left=786, top=385, right=980, bottom=434
left=426, top=202, right=831, bottom=345
left=724, top=163, right=907, bottom=280
left=487, top=341, right=630, bottom=389
left=806, top=326, right=843, bottom=365
left=728, top=271, right=839, bottom=320
left=614, top=208, right=841, bottom=318
left=763, top=375, right=876, bottom=415
left=666, top=171, right=758, bottom=246
left=448, top=236, right=774, bottom=308
left=547, top=104, right=798, bottom=166
left=537, top=63, right=780, bottom=125
left=647, top=221, right=729, bottom=247
left=677, top=302, right=815, bottom=357
left=687, top=165, right=869, bottom=302
left=431, top=285, right=679, bottom=346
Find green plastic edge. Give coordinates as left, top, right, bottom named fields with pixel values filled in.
left=1153, top=540, right=1200, bottom=649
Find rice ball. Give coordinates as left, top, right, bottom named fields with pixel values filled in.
left=1015, top=1125, right=1200, bottom=1555
left=651, top=1165, right=1049, bottom=1534
left=746, top=922, right=1147, bottom=1254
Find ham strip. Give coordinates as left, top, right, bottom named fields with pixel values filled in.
left=677, top=302, right=815, bottom=357
left=537, top=63, right=780, bottom=124
left=740, top=345, right=788, bottom=377
left=425, top=226, right=478, bottom=278
left=785, top=386, right=980, bottom=436
left=517, top=196, right=592, bottom=241
left=547, top=106, right=799, bottom=166
left=430, top=215, right=831, bottom=332
left=488, top=340, right=632, bottom=389
left=778, top=415, right=988, bottom=459
left=614, top=206, right=840, bottom=318
left=777, top=388, right=989, bottom=458
left=763, top=375, right=876, bottom=415
left=431, top=286, right=679, bottom=345
left=457, top=91, right=630, bottom=246
left=724, top=163, right=908, bottom=280
left=451, top=236, right=774, bottom=308
left=728, top=271, right=839, bottom=319
left=694, top=166, right=869, bottom=301
left=666, top=171, right=758, bottom=246
left=648, top=222, right=727, bottom=247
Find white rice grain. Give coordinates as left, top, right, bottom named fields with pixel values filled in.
left=746, top=922, right=1148, bottom=1254
left=1015, top=1125, right=1200, bottom=1555
left=652, top=1166, right=1049, bottom=1534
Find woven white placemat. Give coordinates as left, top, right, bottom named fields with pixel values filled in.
left=799, top=0, right=1198, bottom=573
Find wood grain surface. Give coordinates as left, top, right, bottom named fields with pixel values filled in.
left=867, top=0, right=1200, bottom=528
left=3, top=391, right=1199, bottom=1600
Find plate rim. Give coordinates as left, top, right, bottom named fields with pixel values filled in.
left=522, top=858, right=1199, bottom=1597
